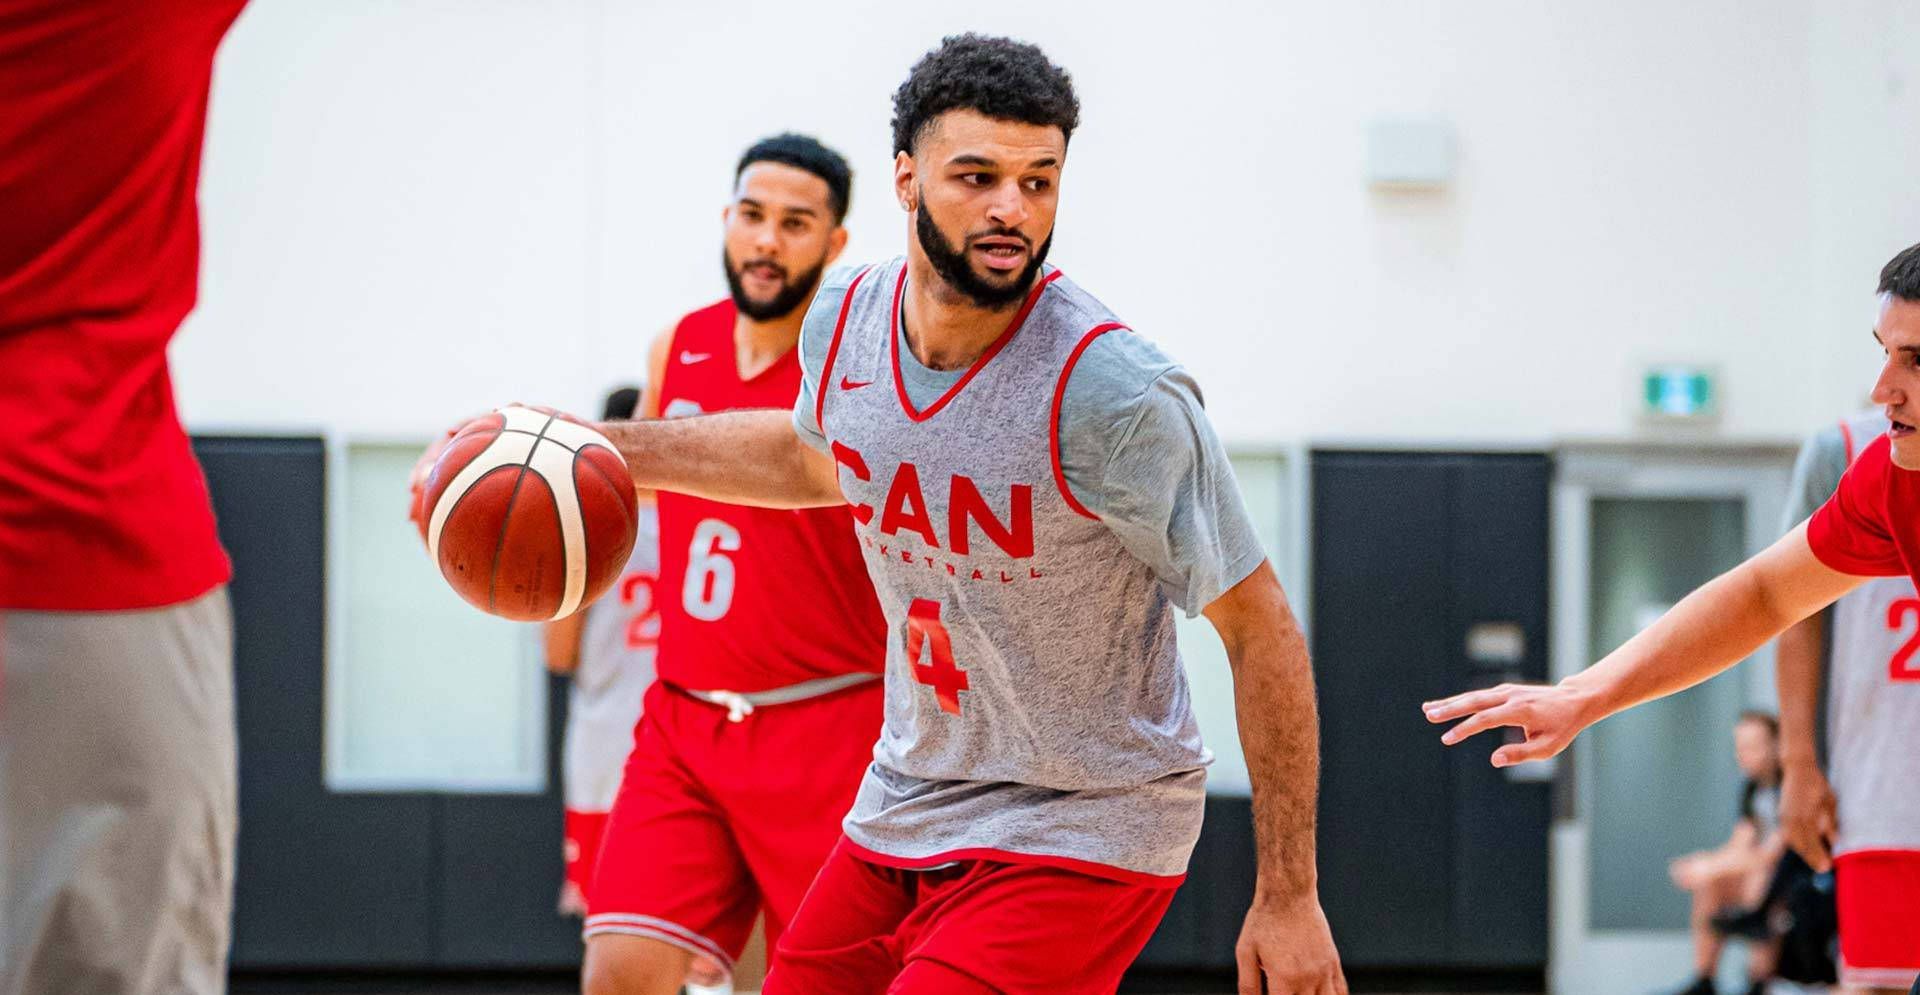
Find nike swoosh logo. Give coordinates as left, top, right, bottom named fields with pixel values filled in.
left=680, top=351, right=712, bottom=364
left=839, top=376, right=874, bottom=390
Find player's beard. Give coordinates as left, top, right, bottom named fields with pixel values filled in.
left=914, top=197, right=1052, bottom=311
left=723, top=249, right=828, bottom=322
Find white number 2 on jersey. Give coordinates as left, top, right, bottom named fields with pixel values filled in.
left=682, top=518, right=741, bottom=621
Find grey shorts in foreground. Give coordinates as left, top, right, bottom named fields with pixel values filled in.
left=1, top=587, right=237, bottom=995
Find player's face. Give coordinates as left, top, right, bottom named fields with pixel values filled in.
left=722, top=162, right=847, bottom=322
left=1871, top=295, right=1920, bottom=469
left=1732, top=720, right=1777, bottom=780
left=895, top=109, right=1063, bottom=310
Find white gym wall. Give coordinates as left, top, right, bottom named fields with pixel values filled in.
left=168, top=0, right=1920, bottom=797
left=178, top=0, right=1920, bottom=443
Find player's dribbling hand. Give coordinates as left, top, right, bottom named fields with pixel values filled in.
left=1778, top=759, right=1837, bottom=872
left=1421, top=681, right=1603, bottom=767
left=1235, top=890, right=1346, bottom=995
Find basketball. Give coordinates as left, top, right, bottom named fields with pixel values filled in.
left=420, top=405, right=638, bottom=622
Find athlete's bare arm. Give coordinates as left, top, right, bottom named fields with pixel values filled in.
left=1426, top=522, right=1867, bottom=766
left=1774, top=611, right=1838, bottom=870
left=1203, top=561, right=1346, bottom=995
left=594, top=323, right=843, bottom=509
left=597, top=410, right=840, bottom=509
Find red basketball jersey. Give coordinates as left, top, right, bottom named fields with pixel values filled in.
left=652, top=300, right=886, bottom=691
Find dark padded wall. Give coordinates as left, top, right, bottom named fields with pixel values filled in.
left=1310, top=451, right=1551, bottom=970
left=196, top=436, right=580, bottom=970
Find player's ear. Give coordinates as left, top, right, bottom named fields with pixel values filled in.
left=894, top=151, right=916, bottom=212
left=721, top=203, right=733, bottom=227
left=825, top=225, right=850, bottom=265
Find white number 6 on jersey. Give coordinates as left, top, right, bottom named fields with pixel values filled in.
left=683, top=518, right=741, bottom=621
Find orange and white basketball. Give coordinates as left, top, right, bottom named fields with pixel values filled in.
left=420, top=405, right=638, bottom=621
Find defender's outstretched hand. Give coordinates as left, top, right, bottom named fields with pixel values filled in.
left=1422, top=681, right=1602, bottom=768
left=1428, top=524, right=1865, bottom=768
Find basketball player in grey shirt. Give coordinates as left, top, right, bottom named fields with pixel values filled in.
left=592, top=35, right=1343, bottom=995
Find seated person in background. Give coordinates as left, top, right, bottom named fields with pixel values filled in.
left=543, top=386, right=661, bottom=916
left=1668, top=710, right=1787, bottom=995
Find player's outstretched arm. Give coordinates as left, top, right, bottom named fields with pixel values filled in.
left=595, top=322, right=842, bottom=509
left=596, top=410, right=842, bottom=510
left=1204, top=561, right=1347, bottom=995
left=1424, top=522, right=1866, bottom=767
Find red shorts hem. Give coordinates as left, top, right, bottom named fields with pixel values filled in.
left=839, top=836, right=1186, bottom=888
left=582, top=913, right=735, bottom=976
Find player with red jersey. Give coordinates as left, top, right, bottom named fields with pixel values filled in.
left=2, top=2, right=247, bottom=992
left=581, top=134, right=888, bottom=995
left=1430, top=244, right=1920, bottom=962
left=1769, top=409, right=1920, bottom=995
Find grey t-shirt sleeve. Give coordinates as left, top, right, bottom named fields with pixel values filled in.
left=1056, top=333, right=1267, bottom=616
left=1781, top=424, right=1850, bottom=533
left=791, top=264, right=865, bottom=454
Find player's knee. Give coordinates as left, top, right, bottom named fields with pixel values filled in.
left=582, top=934, right=692, bottom=995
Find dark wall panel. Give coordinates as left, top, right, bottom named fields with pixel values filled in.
left=1312, top=455, right=1456, bottom=965
left=196, top=436, right=438, bottom=967
left=1446, top=458, right=1551, bottom=966
left=436, top=675, right=582, bottom=967
left=1310, top=451, right=1551, bottom=971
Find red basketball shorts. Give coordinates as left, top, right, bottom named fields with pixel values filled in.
left=762, top=837, right=1179, bottom=995
left=583, top=679, right=882, bottom=982
left=1836, top=850, right=1920, bottom=990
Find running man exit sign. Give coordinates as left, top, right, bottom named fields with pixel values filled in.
left=1642, top=365, right=1717, bottom=420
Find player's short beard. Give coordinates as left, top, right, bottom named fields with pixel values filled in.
left=914, top=198, right=1052, bottom=311
left=724, top=249, right=827, bottom=322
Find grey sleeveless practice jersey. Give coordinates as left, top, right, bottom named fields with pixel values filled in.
left=790, top=258, right=1265, bottom=881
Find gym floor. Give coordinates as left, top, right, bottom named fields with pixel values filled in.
left=226, top=969, right=1541, bottom=994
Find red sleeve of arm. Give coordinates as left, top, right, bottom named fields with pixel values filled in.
left=1806, top=434, right=1907, bottom=577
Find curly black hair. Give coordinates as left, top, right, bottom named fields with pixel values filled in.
left=891, top=34, right=1080, bottom=157
left=737, top=133, right=853, bottom=224
left=1880, top=241, right=1920, bottom=303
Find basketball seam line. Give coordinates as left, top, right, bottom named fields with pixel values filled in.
left=571, top=447, right=632, bottom=603
left=431, top=430, right=507, bottom=567
left=487, top=411, right=558, bottom=615
left=500, top=426, right=582, bottom=453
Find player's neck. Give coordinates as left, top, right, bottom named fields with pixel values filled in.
left=731, top=311, right=802, bottom=380
left=900, top=255, right=1022, bottom=372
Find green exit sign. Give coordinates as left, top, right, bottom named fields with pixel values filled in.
left=1643, top=366, right=1717, bottom=419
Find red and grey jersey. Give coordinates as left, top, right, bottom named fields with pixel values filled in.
left=809, top=257, right=1221, bottom=884
left=1810, top=412, right=1920, bottom=854
left=651, top=299, right=886, bottom=692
